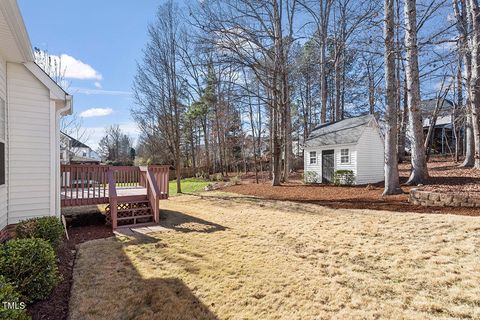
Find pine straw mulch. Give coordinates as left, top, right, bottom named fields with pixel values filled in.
left=27, top=214, right=113, bottom=320
left=223, top=159, right=480, bottom=216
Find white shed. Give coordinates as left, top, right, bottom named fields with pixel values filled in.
left=0, top=0, right=72, bottom=240
left=303, top=114, right=384, bottom=185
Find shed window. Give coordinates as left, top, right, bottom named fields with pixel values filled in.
left=340, top=149, right=350, bottom=164
left=0, top=98, right=5, bottom=186
left=309, top=151, right=317, bottom=165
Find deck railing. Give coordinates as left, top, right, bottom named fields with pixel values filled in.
left=60, top=165, right=169, bottom=207
left=61, top=164, right=109, bottom=206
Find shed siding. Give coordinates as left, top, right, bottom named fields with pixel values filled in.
left=0, top=54, right=7, bottom=231
left=355, top=126, right=385, bottom=184
left=7, top=62, right=52, bottom=223
left=304, top=145, right=357, bottom=183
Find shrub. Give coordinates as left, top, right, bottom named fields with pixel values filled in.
left=213, top=173, right=224, bottom=182
left=303, top=171, right=320, bottom=184
left=195, top=171, right=210, bottom=181
left=16, top=216, right=64, bottom=247
left=333, top=170, right=356, bottom=186
left=228, top=176, right=240, bottom=186
left=0, top=276, right=30, bottom=320
left=0, top=238, right=61, bottom=302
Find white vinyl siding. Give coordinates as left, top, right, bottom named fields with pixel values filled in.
left=0, top=54, right=7, bottom=230
left=7, top=62, right=53, bottom=223
left=304, top=145, right=357, bottom=183
left=355, top=125, right=385, bottom=184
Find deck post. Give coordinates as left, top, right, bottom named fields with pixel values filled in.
left=111, top=196, right=118, bottom=229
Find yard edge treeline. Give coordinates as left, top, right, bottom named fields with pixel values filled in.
left=130, top=0, right=479, bottom=194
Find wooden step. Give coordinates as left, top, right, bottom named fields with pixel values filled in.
left=117, top=214, right=153, bottom=221
left=116, top=195, right=148, bottom=202
left=117, top=207, right=151, bottom=214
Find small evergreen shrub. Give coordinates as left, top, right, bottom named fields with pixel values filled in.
left=0, top=238, right=61, bottom=302
left=333, top=170, right=356, bottom=186
left=214, top=173, right=224, bottom=182
left=195, top=171, right=210, bottom=180
left=0, top=276, right=30, bottom=320
left=16, top=216, right=64, bottom=247
left=303, top=171, right=320, bottom=184
left=229, top=176, right=240, bottom=185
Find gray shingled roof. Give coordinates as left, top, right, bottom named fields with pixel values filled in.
left=305, top=114, right=374, bottom=147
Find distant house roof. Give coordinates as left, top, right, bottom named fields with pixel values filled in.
left=70, top=155, right=100, bottom=164
left=421, top=99, right=455, bottom=128
left=305, top=114, right=376, bottom=147
left=421, top=98, right=454, bottom=118
left=61, top=132, right=91, bottom=149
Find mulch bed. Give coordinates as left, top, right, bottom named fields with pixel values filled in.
left=27, top=214, right=113, bottom=320
left=224, top=159, right=480, bottom=217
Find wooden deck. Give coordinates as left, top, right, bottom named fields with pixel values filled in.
left=61, top=165, right=169, bottom=229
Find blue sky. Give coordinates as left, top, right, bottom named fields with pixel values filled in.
left=18, top=0, right=161, bottom=149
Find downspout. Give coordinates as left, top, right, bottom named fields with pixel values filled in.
left=54, top=96, right=72, bottom=216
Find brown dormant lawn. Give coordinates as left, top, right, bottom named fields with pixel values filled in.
left=69, top=192, right=480, bottom=319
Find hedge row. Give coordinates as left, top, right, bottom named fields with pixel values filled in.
left=0, top=216, right=65, bottom=319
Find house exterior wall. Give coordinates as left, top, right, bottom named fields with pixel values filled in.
left=6, top=62, right=54, bottom=224
left=0, top=54, right=7, bottom=231
left=355, top=125, right=385, bottom=184
left=304, top=144, right=357, bottom=183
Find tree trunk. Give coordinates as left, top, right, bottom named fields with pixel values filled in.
left=383, top=0, right=402, bottom=195
left=404, top=0, right=428, bottom=185
left=202, top=118, right=211, bottom=174
left=467, top=0, right=480, bottom=168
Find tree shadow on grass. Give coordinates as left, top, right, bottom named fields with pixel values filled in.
left=69, top=236, right=219, bottom=320
left=159, top=209, right=227, bottom=233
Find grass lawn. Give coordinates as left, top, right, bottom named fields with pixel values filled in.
left=69, top=192, right=480, bottom=319
left=168, top=178, right=210, bottom=196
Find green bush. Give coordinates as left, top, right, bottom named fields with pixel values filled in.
left=195, top=171, right=210, bottom=181
left=0, top=238, right=61, bottom=303
left=333, top=170, right=356, bottom=186
left=303, top=171, right=320, bottom=184
left=213, top=173, right=224, bottom=182
left=0, top=276, right=30, bottom=320
left=16, top=216, right=64, bottom=247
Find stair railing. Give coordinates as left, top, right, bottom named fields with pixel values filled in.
left=107, top=169, right=118, bottom=229
left=140, top=167, right=160, bottom=223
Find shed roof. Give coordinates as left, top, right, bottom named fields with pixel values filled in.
left=305, top=114, right=375, bottom=147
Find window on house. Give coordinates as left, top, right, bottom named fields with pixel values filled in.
left=340, top=149, right=350, bottom=164
left=82, top=151, right=87, bottom=157
left=0, top=98, right=5, bottom=186
left=309, top=151, right=317, bottom=165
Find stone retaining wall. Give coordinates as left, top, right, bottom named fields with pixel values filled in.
left=409, top=188, right=480, bottom=207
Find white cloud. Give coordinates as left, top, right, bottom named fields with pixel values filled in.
left=79, top=108, right=113, bottom=118
left=52, top=54, right=103, bottom=80
left=94, top=81, right=102, bottom=89
left=70, top=87, right=132, bottom=96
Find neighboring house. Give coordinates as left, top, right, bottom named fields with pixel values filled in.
left=303, top=114, right=384, bottom=185
left=0, top=0, right=72, bottom=240
left=60, top=132, right=100, bottom=164
left=422, top=99, right=458, bottom=155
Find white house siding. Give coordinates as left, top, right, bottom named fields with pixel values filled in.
left=303, top=147, right=322, bottom=181
left=355, top=125, right=385, bottom=184
left=0, top=54, right=7, bottom=230
left=6, top=62, right=53, bottom=223
left=304, top=144, right=357, bottom=183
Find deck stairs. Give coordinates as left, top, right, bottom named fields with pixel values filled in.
left=105, top=195, right=154, bottom=227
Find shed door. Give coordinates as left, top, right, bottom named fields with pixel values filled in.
left=322, top=149, right=335, bottom=183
